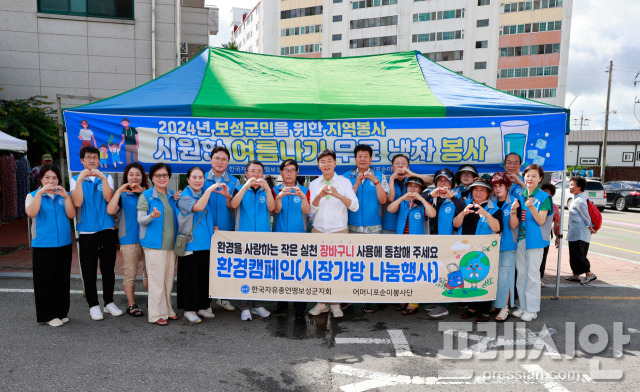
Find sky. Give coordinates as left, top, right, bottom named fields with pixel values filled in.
left=208, top=0, right=640, bottom=131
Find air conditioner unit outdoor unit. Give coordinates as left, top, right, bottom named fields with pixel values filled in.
left=180, top=42, right=188, bottom=55
left=579, top=158, right=598, bottom=165
left=181, top=56, right=189, bottom=64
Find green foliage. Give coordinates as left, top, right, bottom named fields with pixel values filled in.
left=0, top=96, right=59, bottom=164
left=221, top=41, right=239, bottom=51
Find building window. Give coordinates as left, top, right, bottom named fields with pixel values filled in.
left=281, top=6, right=323, bottom=19
left=478, top=0, right=490, bottom=5
left=351, top=15, right=398, bottom=29
left=333, top=0, right=343, bottom=3
left=475, top=40, right=488, bottom=48
left=333, top=34, right=342, bottom=41
left=350, top=35, right=397, bottom=48
left=38, top=0, right=134, bottom=19
left=499, top=43, right=560, bottom=57
left=333, top=15, right=342, bottom=22
left=424, top=50, right=464, bottom=62
left=474, top=62, right=487, bottom=69
left=332, top=52, right=342, bottom=58
left=413, top=9, right=464, bottom=22
left=281, top=24, right=323, bottom=37
left=477, top=19, right=489, bottom=27
left=352, top=0, right=396, bottom=9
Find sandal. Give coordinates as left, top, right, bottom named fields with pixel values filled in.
left=565, top=275, right=581, bottom=282
left=459, top=309, right=477, bottom=320
left=495, top=308, right=510, bottom=322
left=126, top=304, right=144, bottom=317
left=396, top=304, right=408, bottom=311
left=168, top=315, right=179, bottom=320
left=155, top=318, right=168, bottom=326
left=474, top=314, right=491, bottom=323
left=402, top=307, right=418, bottom=315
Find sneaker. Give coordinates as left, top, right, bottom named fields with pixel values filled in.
left=428, top=306, right=449, bottom=318
left=197, top=309, right=215, bottom=319
left=251, top=307, right=271, bottom=318
left=241, top=309, right=252, bottom=321
left=48, top=318, right=63, bottom=327
left=363, top=303, right=375, bottom=313
left=90, top=305, right=104, bottom=321
left=540, top=282, right=546, bottom=287
left=330, top=304, right=344, bottom=318
left=512, top=308, right=525, bottom=318
left=459, top=304, right=468, bottom=309
left=184, top=311, right=202, bottom=324
left=424, top=304, right=438, bottom=311
left=61, top=317, right=69, bottom=323
left=308, top=303, right=330, bottom=316
left=521, top=311, right=537, bottom=322
left=104, top=302, right=123, bottom=317
left=340, top=303, right=353, bottom=310
left=216, top=299, right=235, bottom=311
left=580, top=274, right=597, bottom=285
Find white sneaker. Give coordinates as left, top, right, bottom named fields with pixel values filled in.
left=521, top=312, right=538, bottom=322
left=197, top=309, right=215, bottom=319
left=308, top=303, right=330, bottom=316
left=216, top=299, right=235, bottom=311
left=511, top=308, right=525, bottom=318
left=184, top=311, right=202, bottom=324
left=331, top=304, right=344, bottom=318
left=61, top=317, right=69, bottom=323
left=251, top=307, right=271, bottom=318
left=48, top=318, right=63, bottom=327
left=90, top=305, right=104, bottom=321
left=241, top=309, right=252, bottom=321
left=104, top=302, right=123, bottom=316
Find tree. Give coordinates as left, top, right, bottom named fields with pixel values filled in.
left=0, top=96, right=59, bottom=165
left=221, top=41, right=239, bottom=51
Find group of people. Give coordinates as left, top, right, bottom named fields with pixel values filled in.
left=28, top=143, right=596, bottom=328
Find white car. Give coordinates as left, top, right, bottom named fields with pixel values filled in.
left=552, top=179, right=606, bottom=211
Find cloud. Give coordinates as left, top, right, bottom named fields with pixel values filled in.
left=451, top=241, right=470, bottom=251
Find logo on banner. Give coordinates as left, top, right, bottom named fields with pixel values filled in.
left=241, top=285, right=250, bottom=294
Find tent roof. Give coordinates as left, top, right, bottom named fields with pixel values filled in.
left=0, top=130, right=27, bottom=153
left=68, top=48, right=567, bottom=120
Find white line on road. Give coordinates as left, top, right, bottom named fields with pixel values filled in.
left=521, top=365, right=570, bottom=392
left=0, top=288, right=162, bottom=296
left=335, top=329, right=414, bottom=357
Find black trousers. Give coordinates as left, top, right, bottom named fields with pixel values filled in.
left=177, top=250, right=212, bottom=311
left=78, top=230, right=117, bottom=307
left=568, top=240, right=591, bottom=275
left=540, top=245, right=550, bottom=279
left=33, top=244, right=72, bottom=322
left=468, top=301, right=492, bottom=315
left=276, top=301, right=307, bottom=315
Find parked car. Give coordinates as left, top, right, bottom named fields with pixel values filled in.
left=552, top=179, right=606, bottom=211
left=603, top=181, right=640, bottom=211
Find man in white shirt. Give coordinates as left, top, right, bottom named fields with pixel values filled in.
left=308, top=149, right=359, bottom=317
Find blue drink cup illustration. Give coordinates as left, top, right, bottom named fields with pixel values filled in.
left=500, top=120, right=529, bottom=163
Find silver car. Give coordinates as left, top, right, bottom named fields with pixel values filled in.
left=552, top=179, right=606, bottom=211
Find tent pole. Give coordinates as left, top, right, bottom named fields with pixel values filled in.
left=56, top=95, right=67, bottom=187
left=554, top=125, right=569, bottom=299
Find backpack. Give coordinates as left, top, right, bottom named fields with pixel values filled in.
left=586, top=200, right=602, bottom=232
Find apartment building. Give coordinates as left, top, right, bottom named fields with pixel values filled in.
left=231, top=0, right=572, bottom=106
left=0, top=0, right=218, bottom=107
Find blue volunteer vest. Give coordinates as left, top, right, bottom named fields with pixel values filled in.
left=519, top=188, right=551, bottom=249
left=204, top=171, right=238, bottom=231
left=177, top=186, right=214, bottom=251
left=474, top=199, right=501, bottom=235
left=73, top=174, right=116, bottom=232
left=235, top=184, right=271, bottom=232
left=30, top=191, right=72, bottom=248
left=508, top=177, right=523, bottom=199
left=273, top=184, right=308, bottom=233
left=492, top=194, right=518, bottom=251
left=345, top=169, right=384, bottom=227
left=436, top=198, right=458, bottom=235
left=396, top=200, right=425, bottom=235
left=117, top=192, right=141, bottom=245
left=382, top=178, right=407, bottom=231
left=139, top=188, right=178, bottom=249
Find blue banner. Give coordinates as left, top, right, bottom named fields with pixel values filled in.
left=64, top=111, right=566, bottom=175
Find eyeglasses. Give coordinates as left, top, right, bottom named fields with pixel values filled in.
left=282, top=168, right=297, bottom=173
left=212, top=156, right=229, bottom=162
left=83, top=155, right=99, bottom=161
left=154, top=174, right=169, bottom=179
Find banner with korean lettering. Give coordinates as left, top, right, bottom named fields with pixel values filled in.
left=64, top=111, right=565, bottom=175
left=210, top=231, right=501, bottom=303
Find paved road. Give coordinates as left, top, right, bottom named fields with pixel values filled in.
left=559, top=208, right=640, bottom=263
left=2, top=278, right=639, bottom=391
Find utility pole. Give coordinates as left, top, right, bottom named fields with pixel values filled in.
left=574, top=111, right=589, bottom=130
left=601, top=60, right=613, bottom=183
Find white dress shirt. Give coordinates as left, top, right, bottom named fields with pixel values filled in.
left=309, top=173, right=359, bottom=233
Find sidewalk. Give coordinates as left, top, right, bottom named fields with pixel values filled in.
left=1, top=217, right=638, bottom=289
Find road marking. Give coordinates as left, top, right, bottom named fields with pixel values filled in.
left=332, top=364, right=590, bottom=391
left=0, top=288, right=159, bottom=296
left=600, top=225, right=639, bottom=234
left=602, top=218, right=640, bottom=227
left=590, top=241, right=640, bottom=255
left=541, top=296, right=640, bottom=300
left=587, top=251, right=640, bottom=266
left=629, top=328, right=640, bottom=333
left=336, top=329, right=414, bottom=357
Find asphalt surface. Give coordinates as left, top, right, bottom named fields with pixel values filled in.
left=2, top=277, right=639, bottom=391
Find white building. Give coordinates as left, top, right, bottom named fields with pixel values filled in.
left=0, top=0, right=218, bottom=108
left=231, top=0, right=572, bottom=107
